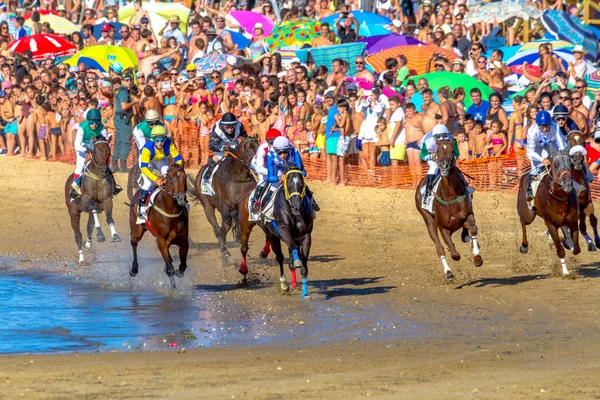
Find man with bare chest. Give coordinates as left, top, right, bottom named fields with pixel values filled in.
left=420, top=89, right=440, bottom=135
left=403, top=102, right=425, bottom=170
left=326, top=59, right=347, bottom=87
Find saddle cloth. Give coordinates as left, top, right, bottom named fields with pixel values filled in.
left=136, top=188, right=161, bottom=225
left=420, top=176, right=475, bottom=214
left=530, top=169, right=548, bottom=204
left=200, top=163, right=221, bottom=196
left=248, top=186, right=279, bottom=222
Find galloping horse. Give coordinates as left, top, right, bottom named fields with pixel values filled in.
left=568, top=131, right=600, bottom=251
left=415, top=139, right=482, bottom=280
left=517, top=153, right=580, bottom=276
left=129, top=160, right=189, bottom=288
left=190, top=138, right=259, bottom=265
left=238, top=167, right=314, bottom=298
left=64, top=140, right=121, bottom=265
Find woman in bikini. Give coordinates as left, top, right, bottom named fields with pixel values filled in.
left=486, top=92, right=509, bottom=133
left=451, top=87, right=466, bottom=126
left=508, top=95, right=527, bottom=151
left=159, top=72, right=179, bottom=125
left=436, top=86, right=459, bottom=132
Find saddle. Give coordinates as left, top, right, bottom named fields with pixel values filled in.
left=248, top=185, right=280, bottom=223
left=420, top=174, right=474, bottom=214
left=137, top=188, right=161, bottom=225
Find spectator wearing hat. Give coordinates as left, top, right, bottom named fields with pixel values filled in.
left=214, top=15, right=235, bottom=52
left=81, top=8, right=96, bottom=27
left=159, top=15, right=187, bottom=49
left=568, top=45, right=588, bottom=86
left=205, top=28, right=224, bottom=55
left=97, top=24, right=114, bottom=45
left=246, top=23, right=268, bottom=60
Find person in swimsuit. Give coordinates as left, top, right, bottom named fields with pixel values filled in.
left=436, top=87, right=460, bottom=132
left=508, top=95, right=527, bottom=151
left=486, top=93, right=509, bottom=133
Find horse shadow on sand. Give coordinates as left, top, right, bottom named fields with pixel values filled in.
left=310, top=276, right=396, bottom=300
left=576, top=262, right=600, bottom=278
left=455, top=273, right=551, bottom=289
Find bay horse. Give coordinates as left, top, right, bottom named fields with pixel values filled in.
left=415, top=139, right=482, bottom=281
left=190, top=138, right=259, bottom=265
left=517, top=153, right=580, bottom=276
left=568, top=131, right=600, bottom=251
left=64, top=140, right=121, bottom=266
left=129, top=159, right=189, bottom=289
left=238, top=167, right=314, bottom=298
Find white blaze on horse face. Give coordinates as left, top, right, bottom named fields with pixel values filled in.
left=92, top=210, right=101, bottom=229
left=440, top=255, right=451, bottom=273
left=560, top=258, right=570, bottom=276
left=472, top=236, right=480, bottom=256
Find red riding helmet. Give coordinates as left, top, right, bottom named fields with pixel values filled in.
left=265, top=128, right=282, bottom=141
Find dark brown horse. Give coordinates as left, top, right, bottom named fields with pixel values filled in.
left=517, top=153, right=580, bottom=276
left=129, top=159, right=189, bottom=288
left=568, top=131, right=600, bottom=251
left=190, top=138, right=259, bottom=265
left=415, top=139, right=482, bottom=281
left=64, top=140, right=121, bottom=266
left=238, top=167, right=314, bottom=298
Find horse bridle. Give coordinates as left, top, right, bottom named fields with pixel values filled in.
left=86, top=140, right=110, bottom=179
left=225, top=137, right=258, bottom=170
left=547, top=154, right=572, bottom=190
left=284, top=169, right=306, bottom=201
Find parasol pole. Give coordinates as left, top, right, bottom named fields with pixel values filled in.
left=273, top=0, right=281, bottom=22
left=523, top=18, right=529, bottom=44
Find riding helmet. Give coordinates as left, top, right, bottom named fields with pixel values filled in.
left=553, top=105, right=569, bottom=118
left=432, top=124, right=450, bottom=139
left=536, top=110, right=552, bottom=125
left=221, top=112, right=238, bottom=125
left=273, top=136, right=291, bottom=153
left=265, top=128, right=282, bottom=141
left=145, top=109, right=160, bottom=122
left=151, top=126, right=168, bottom=138
left=86, top=108, right=101, bottom=123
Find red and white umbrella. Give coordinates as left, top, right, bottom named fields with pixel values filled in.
left=9, top=34, right=76, bottom=60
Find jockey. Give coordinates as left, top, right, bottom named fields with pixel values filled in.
left=250, top=128, right=283, bottom=212
left=70, top=109, right=121, bottom=199
left=553, top=105, right=580, bottom=140
left=133, top=109, right=168, bottom=151
left=526, top=110, right=567, bottom=199
left=202, top=112, right=248, bottom=188
left=138, top=126, right=183, bottom=209
left=420, top=124, right=459, bottom=205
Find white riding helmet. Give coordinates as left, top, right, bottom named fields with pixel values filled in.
left=273, top=136, right=291, bottom=153
left=145, top=109, right=160, bottom=122
left=432, top=124, right=450, bottom=140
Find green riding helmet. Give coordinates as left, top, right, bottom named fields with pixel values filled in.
left=87, top=108, right=102, bottom=124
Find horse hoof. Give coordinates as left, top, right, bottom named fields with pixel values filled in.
left=595, top=238, right=600, bottom=248
left=175, top=270, right=184, bottom=278
left=445, top=271, right=455, bottom=281
left=519, top=245, right=529, bottom=254
left=462, top=236, right=471, bottom=243
left=84, top=241, right=92, bottom=250
left=473, top=255, right=483, bottom=267
left=562, top=273, right=575, bottom=280
left=240, top=277, right=248, bottom=287
left=293, top=259, right=303, bottom=268
left=588, top=242, right=597, bottom=252
left=129, top=268, right=138, bottom=277
left=97, top=233, right=106, bottom=243
left=222, top=249, right=231, bottom=258
left=451, top=254, right=460, bottom=262
left=259, top=250, right=269, bottom=259
left=281, top=284, right=290, bottom=293
left=302, top=294, right=311, bottom=299
left=112, top=234, right=121, bottom=243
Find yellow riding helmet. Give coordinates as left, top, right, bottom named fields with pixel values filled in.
left=151, top=125, right=168, bottom=138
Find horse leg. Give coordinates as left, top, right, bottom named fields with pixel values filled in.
left=129, top=218, right=146, bottom=277
left=70, top=210, right=85, bottom=265
left=103, top=198, right=121, bottom=243
left=175, top=237, right=189, bottom=278
left=259, top=235, right=271, bottom=259
left=85, top=212, right=94, bottom=250
left=202, top=204, right=229, bottom=263
left=92, top=209, right=106, bottom=243
left=464, top=214, right=483, bottom=267
left=270, top=237, right=289, bottom=293
left=588, top=207, right=600, bottom=248
left=219, top=205, right=235, bottom=262
left=279, top=227, right=302, bottom=270
left=580, top=209, right=596, bottom=251
left=461, top=227, right=471, bottom=243
left=545, top=222, right=570, bottom=277
left=238, top=220, right=254, bottom=286
left=561, top=226, right=574, bottom=251
left=157, top=236, right=176, bottom=289
left=299, top=234, right=312, bottom=299
left=518, top=177, right=536, bottom=253
left=424, top=218, right=453, bottom=280
left=569, top=218, right=581, bottom=257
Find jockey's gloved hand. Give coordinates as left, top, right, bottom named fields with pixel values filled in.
left=220, top=146, right=228, bottom=152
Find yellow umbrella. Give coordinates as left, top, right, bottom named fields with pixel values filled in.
left=65, top=45, right=138, bottom=72
left=25, top=14, right=79, bottom=35
left=118, top=2, right=189, bottom=35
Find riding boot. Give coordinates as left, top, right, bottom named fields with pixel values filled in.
left=202, top=159, right=217, bottom=189
left=107, top=169, right=123, bottom=196
left=423, top=174, right=435, bottom=206
left=138, top=189, right=150, bottom=217
left=251, top=183, right=266, bottom=212
left=526, top=174, right=534, bottom=201
left=70, top=175, right=82, bottom=200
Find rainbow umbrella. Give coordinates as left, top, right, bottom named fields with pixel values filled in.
left=585, top=71, right=600, bottom=94
left=321, top=10, right=391, bottom=27
left=465, top=2, right=542, bottom=24
left=230, top=11, right=274, bottom=37
left=506, top=40, right=598, bottom=75
left=266, top=18, right=321, bottom=50
left=24, top=14, right=79, bottom=35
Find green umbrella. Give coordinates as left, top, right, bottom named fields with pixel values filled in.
left=266, top=17, right=322, bottom=50
left=403, top=71, right=494, bottom=108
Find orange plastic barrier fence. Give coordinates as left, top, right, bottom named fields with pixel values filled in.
left=48, top=120, right=600, bottom=202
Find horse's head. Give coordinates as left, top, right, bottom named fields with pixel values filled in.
left=166, top=159, right=187, bottom=207
left=550, top=153, right=573, bottom=194
left=91, top=140, right=111, bottom=177
left=568, top=130, right=585, bottom=171
left=436, top=139, right=455, bottom=177
left=284, top=167, right=306, bottom=216
left=235, top=137, right=260, bottom=167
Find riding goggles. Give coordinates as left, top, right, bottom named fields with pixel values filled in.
left=433, top=133, right=450, bottom=140
left=153, top=137, right=167, bottom=143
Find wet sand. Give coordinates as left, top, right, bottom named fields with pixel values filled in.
left=1, top=156, right=600, bottom=399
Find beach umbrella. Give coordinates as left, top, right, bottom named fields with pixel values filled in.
left=24, top=14, right=79, bottom=35
left=366, top=44, right=460, bottom=75
left=402, top=72, right=493, bottom=108
left=91, top=22, right=127, bottom=41
left=585, top=71, right=600, bottom=94
left=229, top=11, right=274, bottom=37
left=358, top=22, right=389, bottom=38
left=64, top=45, right=138, bottom=71
left=9, top=34, right=76, bottom=60
left=506, top=40, right=598, bottom=75
left=295, top=42, right=366, bottom=76
left=541, top=10, right=599, bottom=60
left=266, top=18, right=321, bottom=50
left=22, top=10, right=59, bottom=19
left=193, top=54, right=246, bottom=72
left=357, top=33, right=424, bottom=56
left=227, top=29, right=252, bottom=50
left=118, top=2, right=189, bottom=37
left=465, top=2, right=542, bottom=25
left=75, top=56, right=107, bottom=72
left=321, top=10, right=391, bottom=27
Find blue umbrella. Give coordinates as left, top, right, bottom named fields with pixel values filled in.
left=91, top=22, right=126, bottom=41
left=76, top=56, right=107, bottom=72
left=227, top=29, right=252, bottom=50
left=321, top=10, right=391, bottom=27
left=541, top=10, right=599, bottom=60
left=358, top=22, right=389, bottom=38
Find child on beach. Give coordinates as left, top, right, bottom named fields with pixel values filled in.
left=375, top=116, right=391, bottom=166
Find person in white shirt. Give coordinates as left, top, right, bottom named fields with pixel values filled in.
left=568, top=45, right=588, bottom=86
left=388, top=95, right=405, bottom=167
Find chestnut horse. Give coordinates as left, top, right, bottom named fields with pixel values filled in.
left=129, top=160, right=189, bottom=288
left=238, top=168, right=314, bottom=298
left=64, top=140, right=121, bottom=266
left=517, top=153, right=580, bottom=276
left=568, top=131, right=600, bottom=251
left=190, top=138, right=259, bottom=265
left=415, top=139, right=482, bottom=281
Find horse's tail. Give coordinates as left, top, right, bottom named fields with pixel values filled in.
left=186, top=172, right=202, bottom=203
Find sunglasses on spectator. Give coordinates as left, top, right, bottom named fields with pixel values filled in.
left=22, top=80, right=31, bottom=85
left=435, top=64, right=444, bottom=68
left=233, top=72, right=241, bottom=77
left=575, top=85, right=585, bottom=89
left=88, top=84, right=98, bottom=88
left=170, top=72, right=178, bottom=76
left=77, top=81, right=84, bottom=85
left=560, top=96, right=571, bottom=100
left=58, top=67, right=67, bottom=71
left=261, top=79, right=269, bottom=84
left=355, top=61, right=364, bottom=65
left=572, top=96, right=581, bottom=100
left=120, top=30, right=128, bottom=33
left=555, top=117, right=566, bottom=121
left=123, top=78, right=132, bottom=82
left=212, top=75, right=220, bottom=79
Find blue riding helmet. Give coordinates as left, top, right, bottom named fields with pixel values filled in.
left=536, top=110, right=552, bottom=125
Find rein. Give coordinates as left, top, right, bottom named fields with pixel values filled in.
left=435, top=152, right=468, bottom=206
left=284, top=170, right=306, bottom=201
left=86, top=140, right=110, bottom=180
left=152, top=187, right=184, bottom=219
